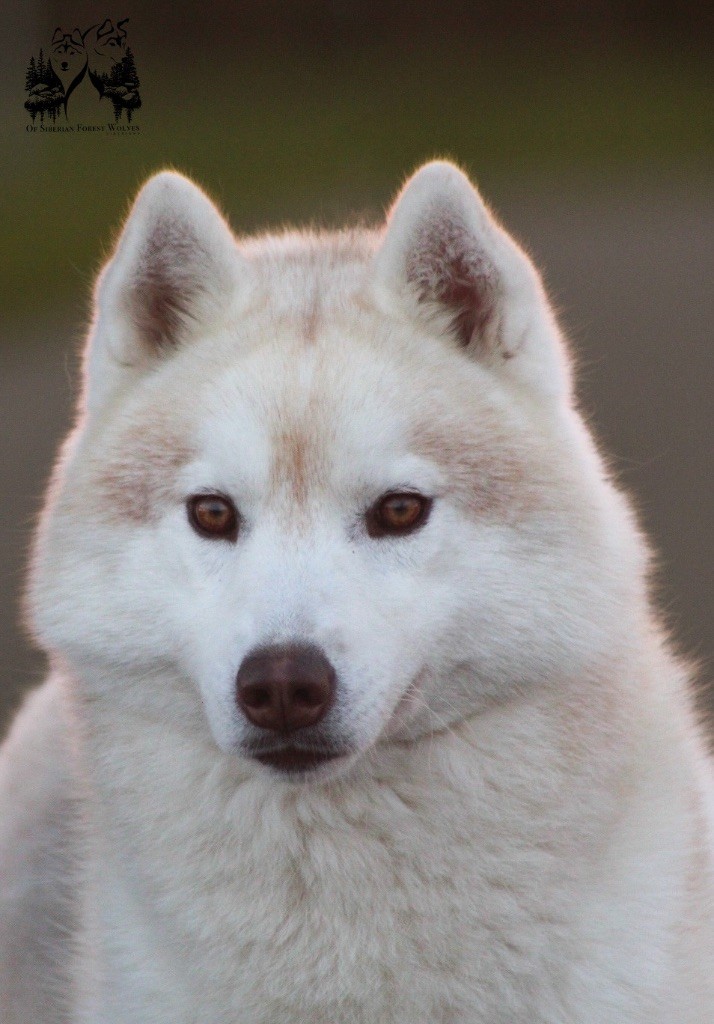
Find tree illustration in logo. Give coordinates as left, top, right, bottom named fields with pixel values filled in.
left=24, top=18, right=141, bottom=123
left=84, top=19, right=141, bottom=121
left=24, top=46, right=64, bottom=122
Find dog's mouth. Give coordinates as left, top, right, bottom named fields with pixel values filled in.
left=252, top=746, right=348, bottom=774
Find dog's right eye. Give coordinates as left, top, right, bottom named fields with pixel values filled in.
left=187, top=494, right=239, bottom=542
left=365, top=491, right=433, bottom=539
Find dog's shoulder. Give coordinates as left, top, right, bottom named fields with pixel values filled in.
left=0, top=676, right=86, bottom=1023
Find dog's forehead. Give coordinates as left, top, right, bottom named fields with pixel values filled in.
left=190, top=231, right=489, bottom=457
left=180, top=312, right=537, bottom=524
left=196, top=328, right=426, bottom=490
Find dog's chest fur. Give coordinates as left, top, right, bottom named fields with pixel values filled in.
left=82, top=682, right=696, bottom=1024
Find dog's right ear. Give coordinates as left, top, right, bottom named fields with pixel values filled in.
left=84, top=171, right=246, bottom=415
left=373, top=161, right=571, bottom=400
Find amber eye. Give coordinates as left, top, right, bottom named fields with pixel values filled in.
left=366, top=492, right=432, bottom=538
left=187, top=494, right=239, bottom=541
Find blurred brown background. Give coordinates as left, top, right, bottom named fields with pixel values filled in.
left=0, top=1, right=712, bottom=737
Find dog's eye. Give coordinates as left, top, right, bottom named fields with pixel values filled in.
left=187, top=494, right=239, bottom=541
left=366, top=492, right=432, bottom=538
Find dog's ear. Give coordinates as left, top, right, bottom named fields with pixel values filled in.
left=85, top=171, right=245, bottom=415
left=373, top=161, right=570, bottom=399
left=96, top=18, right=113, bottom=40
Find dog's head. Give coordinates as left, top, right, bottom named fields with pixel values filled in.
left=50, top=28, right=86, bottom=81
left=83, top=18, right=128, bottom=78
left=28, top=164, right=647, bottom=782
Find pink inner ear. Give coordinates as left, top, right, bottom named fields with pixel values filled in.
left=405, top=209, right=497, bottom=349
left=127, top=216, right=209, bottom=353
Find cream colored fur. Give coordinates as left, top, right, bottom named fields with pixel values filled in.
left=1, top=162, right=712, bottom=1022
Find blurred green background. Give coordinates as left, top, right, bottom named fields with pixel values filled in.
left=1, top=1, right=712, bottom=733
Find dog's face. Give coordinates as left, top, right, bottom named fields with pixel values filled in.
left=84, top=18, right=127, bottom=77
left=29, top=165, right=645, bottom=782
left=50, top=28, right=86, bottom=85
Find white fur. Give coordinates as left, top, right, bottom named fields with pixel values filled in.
left=1, top=162, right=712, bottom=1023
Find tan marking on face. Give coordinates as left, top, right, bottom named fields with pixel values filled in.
left=302, top=292, right=321, bottom=344
left=412, top=412, right=536, bottom=522
left=269, top=417, right=325, bottom=513
left=267, top=366, right=331, bottom=515
left=272, top=425, right=309, bottom=507
left=89, top=417, right=195, bottom=524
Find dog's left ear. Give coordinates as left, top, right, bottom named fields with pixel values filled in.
left=85, top=171, right=246, bottom=415
left=373, top=161, right=570, bottom=399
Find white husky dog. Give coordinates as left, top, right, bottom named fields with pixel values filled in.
left=0, top=162, right=712, bottom=1023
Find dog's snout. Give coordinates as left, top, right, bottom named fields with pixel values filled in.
left=236, top=644, right=336, bottom=733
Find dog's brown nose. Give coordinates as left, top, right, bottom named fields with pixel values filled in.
left=236, top=644, right=336, bottom=733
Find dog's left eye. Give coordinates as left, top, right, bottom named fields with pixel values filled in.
left=366, top=492, right=432, bottom=538
left=187, top=494, right=239, bottom=541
